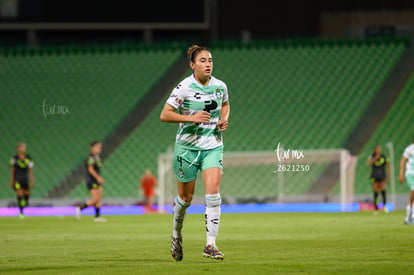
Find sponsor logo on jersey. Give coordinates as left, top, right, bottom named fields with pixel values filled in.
left=215, top=89, right=222, bottom=99
left=194, top=92, right=201, bottom=99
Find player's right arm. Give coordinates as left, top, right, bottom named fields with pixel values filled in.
left=160, top=104, right=210, bottom=123
left=399, top=156, right=407, bottom=183
left=160, top=82, right=210, bottom=124
left=9, top=158, right=15, bottom=188
left=367, top=154, right=380, bottom=166
left=9, top=166, right=15, bottom=188
left=88, top=165, right=104, bottom=184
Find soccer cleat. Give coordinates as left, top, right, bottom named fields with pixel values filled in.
left=203, top=244, right=224, bottom=260
left=171, top=237, right=183, bottom=261
left=18, top=213, right=25, bottom=220
left=93, top=217, right=107, bottom=222
left=76, top=206, right=81, bottom=220
left=404, top=218, right=413, bottom=225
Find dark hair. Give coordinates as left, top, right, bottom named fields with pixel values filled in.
left=90, top=140, right=101, bottom=147
left=187, top=44, right=209, bottom=63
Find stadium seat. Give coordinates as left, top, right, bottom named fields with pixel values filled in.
left=0, top=44, right=181, bottom=199
left=66, top=39, right=407, bottom=199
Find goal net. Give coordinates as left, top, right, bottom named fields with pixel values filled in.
left=157, top=148, right=358, bottom=212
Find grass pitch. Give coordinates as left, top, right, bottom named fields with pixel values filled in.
left=0, top=211, right=413, bottom=274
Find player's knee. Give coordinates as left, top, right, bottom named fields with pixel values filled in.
left=180, top=193, right=193, bottom=202
left=90, top=198, right=99, bottom=206
left=205, top=193, right=221, bottom=208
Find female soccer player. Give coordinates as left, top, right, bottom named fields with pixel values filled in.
left=76, top=141, right=106, bottom=222
left=367, top=145, right=389, bottom=211
left=9, top=143, right=34, bottom=219
left=160, top=45, right=230, bottom=261
left=399, top=137, right=414, bottom=224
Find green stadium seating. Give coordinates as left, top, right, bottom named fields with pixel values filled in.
left=0, top=45, right=181, bottom=199
left=352, top=71, right=414, bottom=195
left=66, top=39, right=407, bottom=199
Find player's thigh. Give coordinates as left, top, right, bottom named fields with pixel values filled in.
left=173, top=145, right=199, bottom=183
left=200, top=146, right=223, bottom=194
left=97, top=186, right=103, bottom=198
left=201, top=146, right=223, bottom=172
left=202, top=167, right=221, bottom=194
left=372, top=182, right=379, bottom=192
left=15, top=188, right=24, bottom=196
left=14, top=181, right=28, bottom=196
left=177, top=180, right=196, bottom=202
left=379, top=181, right=386, bottom=190
left=410, top=190, right=414, bottom=202
left=89, top=188, right=100, bottom=201
left=405, top=175, right=414, bottom=191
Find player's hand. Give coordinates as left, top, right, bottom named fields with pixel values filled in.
left=97, top=176, right=104, bottom=184
left=218, top=119, right=229, bottom=132
left=192, top=111, right=210, bottom=123
left=399, top=174, right=405, bottom=184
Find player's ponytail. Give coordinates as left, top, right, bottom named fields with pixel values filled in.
left=187, top=44, right=209, bottom=63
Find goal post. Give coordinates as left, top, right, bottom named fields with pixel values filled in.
left=157, top=148, right=358, bottom=212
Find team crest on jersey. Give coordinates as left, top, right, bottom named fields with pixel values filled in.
left=215, top=89, right=222, bottom=99
left=175, top=97, right=182, bottom=105
left=178, top=168, right=184, bottom=178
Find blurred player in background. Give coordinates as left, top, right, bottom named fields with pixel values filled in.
left=76, top=141, right=106, bottom=222
left=367, top=145, right=389, bottom=211
left=140, top=169, right=157, bottom=211
left=9, top=143, right=34, bottom=219
left=399, top=137, right=414, bottom=224
left=160, top=45, right=230, bottom=261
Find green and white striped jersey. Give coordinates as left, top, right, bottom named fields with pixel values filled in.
left=403, top=143, right=414, bottom=175
left=166, top=74, right=229, bottom=150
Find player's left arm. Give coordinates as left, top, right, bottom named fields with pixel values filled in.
left=10, top=166, right=15, bottom=189
left=28, top=167, right=34, bottom=188
left=399, top=157, right=407, bottom=183
left=218, top=101, right=230, bottom=132
left=385, top=162, right=390, bottom=182
left=28, top=158, right=34, bottom=188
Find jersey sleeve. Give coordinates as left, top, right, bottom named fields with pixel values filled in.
left=26, top=155, right=34, bottom=168
left=87, top=156, right=95, bottom=166
left=222, top=83, right=229, bottom=104
left=403, top=146, right=412, bottom=159
left=166, top=84, right=185, bottom=109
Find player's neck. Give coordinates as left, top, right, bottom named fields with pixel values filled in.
left=17, top=153, right=25, bottom=159
left=194, top=74, right=210, bottom=86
